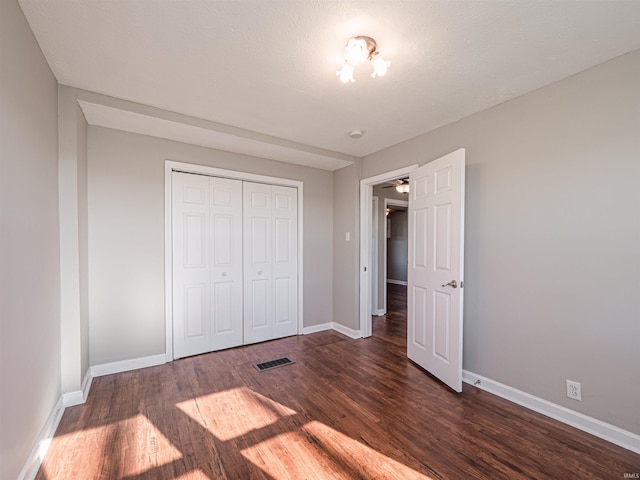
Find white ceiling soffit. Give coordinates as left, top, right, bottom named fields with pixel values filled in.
left=78, top=100, right=355, bottom=171
left=20, top=1, right=640, bottom=158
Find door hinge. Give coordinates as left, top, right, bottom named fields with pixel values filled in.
left=364, top=267, right=367, bottom=272
left=460, top=280, right=464, bottom=288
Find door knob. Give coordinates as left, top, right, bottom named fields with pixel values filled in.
left=221, top=272, right=227, bottom=277
left=258, top=270, right=263, bottom=275
left=441, top=280, right=457, bottom=288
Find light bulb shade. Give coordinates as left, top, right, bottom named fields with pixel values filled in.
left=395, top=183, right=409, bottom=194
left=370, top=53, right=390, bottom=78
left=337, top=35, right=388, bottom=82
left=337, top=63, right=355, bottom=83
left=344, top=37, right=369, bottom=66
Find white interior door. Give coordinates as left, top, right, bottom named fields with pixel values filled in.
left=271, top=185, right=298, bottom=339
left=407, top=149, right=465, bottom=392
left=172, top=172, right=243, bottom=358
left=243, top=182, right=273, bottom=344
left=243, top=182, right=298, bottom=344
left=209, top=177, right=244, bottom=351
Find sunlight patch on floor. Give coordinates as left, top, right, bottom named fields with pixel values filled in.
left=124, top=413, right=183, bottom=477
left=173, top=468, right=210, bottom=479
left=241, top=420, right=434, bottom=480
left=41, top=414, right=182, bottom=478
left=240, top=429, right=344, bottom=479
left=176, top=387, right=298, bottom=441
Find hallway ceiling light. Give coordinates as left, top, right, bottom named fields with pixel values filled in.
left=395, top=183, right=409, bottom=194
left=382, top=178, right=409, bottom=194
left=337, top=36, right=391, bottom=83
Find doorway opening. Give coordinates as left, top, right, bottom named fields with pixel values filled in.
left=375, top=195, right=408, bottom=340
left=359, top=165, right=417, bottom=338
left=360, top=149, right=466, bottom=392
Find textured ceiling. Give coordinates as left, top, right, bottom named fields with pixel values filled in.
left=19, top=0, right=640, bottom=168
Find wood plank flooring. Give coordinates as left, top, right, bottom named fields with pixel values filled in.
left=37, top=284, right=639, bottom=479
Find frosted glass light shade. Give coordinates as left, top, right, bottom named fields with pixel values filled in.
left=337, top=62, right=355, bottom=83
left=370, top=53, right=391, bottom=78
left=337, top=35, right=390, bottom=83
left=344, top=37, right=369, bottom=66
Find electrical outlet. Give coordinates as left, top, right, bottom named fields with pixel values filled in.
left=566, top=380, right=582, bottom=401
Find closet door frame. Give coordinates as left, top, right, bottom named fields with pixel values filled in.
left=164, top=160, right=304, bottom=361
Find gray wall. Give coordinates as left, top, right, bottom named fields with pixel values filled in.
left=77, top=104, right=90, bottom=381
left=58, top=86, right=90, bottom=395
left=88, top=126, right=334, bottom=365
left=0, top=1, right=61, bottom=478
left=360, top=50, right=640, bottom=434
left=387, top=210, right=408, bottom=283
left=333, top=163, right=361, bottom=330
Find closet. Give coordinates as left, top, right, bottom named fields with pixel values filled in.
left=171, top=171, right=298, bottom=359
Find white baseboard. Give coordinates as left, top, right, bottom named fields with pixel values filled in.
left=17, top=397, right=65, bottom=480
left=62, top=390, right=83, bottom=407
left=331, top=322, right=362, bottom=339
left=386, top=279, right=407, bottom=286
left=19, top=354, right=165, bottom=479
left=63, top=368, right=93, bottom=407
left=302, top=323, right=333, bottom=335
left=462, top=370, right=640, bottom=454
left=373, top=309, right=386, bottom=316
left=302, top=322, right=362, bottom=339
left=90, top=353, right=167, bottom=377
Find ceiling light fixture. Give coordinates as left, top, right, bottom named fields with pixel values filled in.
left=337, top=36, right=390, bottom=83
left=395, top=183, right=409, bottom=194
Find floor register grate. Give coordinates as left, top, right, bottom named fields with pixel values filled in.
left=253, top=356, right=295, bottom=372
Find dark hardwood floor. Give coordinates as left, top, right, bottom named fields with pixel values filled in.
left=37, top=284, right=639, bottom=479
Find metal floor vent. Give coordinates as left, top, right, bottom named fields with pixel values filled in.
left=254, top=356, right=295, bottom=372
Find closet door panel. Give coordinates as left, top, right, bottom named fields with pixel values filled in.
left=272, top=186, right=298, bottom=338
left=243, top=182, right=273, bottom=344
left=172, top=172, right=211, bottom=358
left=209, top=177, right=243, bottom=351
left=174, top=173, right=298, bottom=357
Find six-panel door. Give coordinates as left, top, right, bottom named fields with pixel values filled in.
left=172, top=172, right=298, bottom=358
left=407, top=149, right=465, bottom=392
left=243, top=182, right=298, bottom=345
left=172, top=173, right=244, bottom=358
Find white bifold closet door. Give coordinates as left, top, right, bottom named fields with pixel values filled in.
left=172, top=172, right=298, bottom=359
left=243, top=182, right=298, bottom=344
left=172, top=172, right=243, bottom=359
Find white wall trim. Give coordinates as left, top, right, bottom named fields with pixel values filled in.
left=17, top=397, right=65, bottom=480
left=164, top=160, right=304, bottom=360
left=303, top=322, right=363, bottom=339
left=61, top=391, right=83, bottom=407
left=371, top=195, right=379, bottom=316
left=359, top=165, right=418, bottom=338
left=62, top=368, right=93, bottom=407
left=332, top=322, right=363, bottom=339
left=90, top=353, right=167, bottom=378
left=302, top=323, right=333, bottom=335
left=387, top=279, right=408, bottom=286
left=462, top=370, right=640, bottom=454
left=374, top=309, right=386, bottom=316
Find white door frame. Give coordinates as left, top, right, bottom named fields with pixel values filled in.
left=359, top=164, right=418, bottom=337
left=371, top=196, right=379, bottom=315
left=164, top=160, right=304, bottom=361
left=382, top=197, right=409, bottom=312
